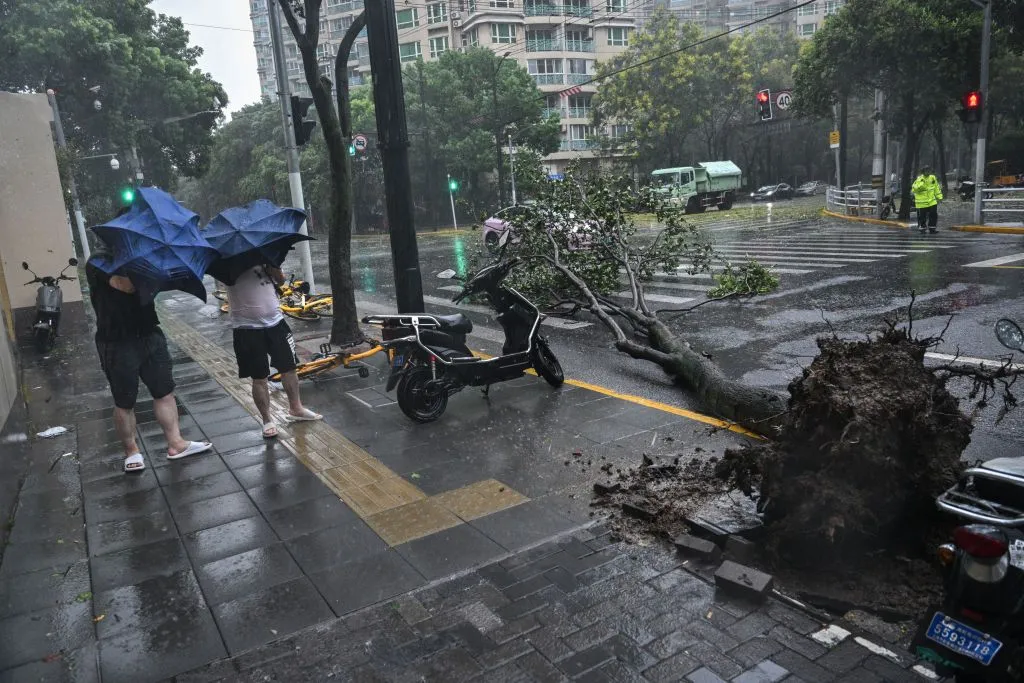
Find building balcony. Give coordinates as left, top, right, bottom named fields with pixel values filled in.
left=524, top=3, right=593, bottom=16
left=560, top=139, right=599, bottom=151
left=543, top=107, right=567, bottom=119
left=566, top=73, right=590, bottom=84
left=567, top=107, right=591, bottom=119
left=526, top=38, right=562, bottom=51
left=533, top=73, right=565, bottom=85
left=565, top=39, right=594, bottom=52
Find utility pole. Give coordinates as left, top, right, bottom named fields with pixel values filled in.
left=366, top=0, right=424, bottom=313
left=508, top=134, right=517, bottom=206
left=46, top=90, right=90, bottom=262
left=972, top=0, right=992, bottom=225
left=268, top=1, right=316, bottom=290
left=871, top=89, right=886, bottom=209
left=447, top=174, right=458, bottom=230
left=838, top=94, right=849, bottom=189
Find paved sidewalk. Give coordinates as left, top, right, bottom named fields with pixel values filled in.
left=0, top=292, right=943, bottom=681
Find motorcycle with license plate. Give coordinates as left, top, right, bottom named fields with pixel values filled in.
left=362, top=231, right=564, bottom=423
left=22, top=258, right=78, bottom=352
left=910, top=318, right=1024, bottom=682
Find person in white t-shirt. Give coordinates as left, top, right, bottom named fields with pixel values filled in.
left=227, top=265, right=321, bottom=437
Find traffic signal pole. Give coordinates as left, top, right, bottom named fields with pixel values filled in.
left=268, top=1, right=315, bottom=290
left=365, top=0, right=424, bottom=313
left=972, top=0, right=992, bottom=225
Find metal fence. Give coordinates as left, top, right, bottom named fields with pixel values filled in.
left=982, top=187, right=1024, bottom=225
left=825, top=184, right=880, bottom=216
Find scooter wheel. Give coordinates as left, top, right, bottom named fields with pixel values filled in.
left=34, top=326, right=53, bottom=353
left=532, top=339, right=564, bottom=388
left=397, top=367, right=448, bottom=423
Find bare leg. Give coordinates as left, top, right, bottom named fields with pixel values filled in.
left=154, top=393, right=189, bottom=455
left=113, top=406, right=139, bottom=457
left=252, top=378, right=272, bottom=424
left=280, top=371, right=306, bottom=415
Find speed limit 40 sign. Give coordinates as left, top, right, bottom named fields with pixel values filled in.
left=775, top=90, right=793, bottom=110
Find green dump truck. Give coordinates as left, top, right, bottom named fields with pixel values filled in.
left=651, top=161, right=743, bottom=213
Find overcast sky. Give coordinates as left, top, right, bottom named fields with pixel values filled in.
left=151, top=0, right=261, bottom=115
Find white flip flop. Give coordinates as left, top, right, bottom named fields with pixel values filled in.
left=285, top=409, right=322, bottom=423
left=167, top=441, right=213, bottom=461
left=123, top=453, right=146, bottom=473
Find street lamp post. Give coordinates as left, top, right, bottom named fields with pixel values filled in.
left=971, top=0, right=992, bottom=225
left=492, top=52, right=512, bottom=206
left=508, top=134, right=517, bottom=206
left=46, top=89, right=91, bottom=262
left=447, top=174, right=459, bottom=230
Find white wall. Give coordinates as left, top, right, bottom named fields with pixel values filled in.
left=0, top=92, right=83, bottom=311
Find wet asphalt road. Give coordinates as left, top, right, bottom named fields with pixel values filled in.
left=289, top=209, right=1024, bottom=463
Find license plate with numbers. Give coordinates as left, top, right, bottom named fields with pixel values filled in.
left=926, top=612, right=1002, bottom=665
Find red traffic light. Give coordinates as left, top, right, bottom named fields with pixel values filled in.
left=964, top=91, right=981, bottom=110
left=757, top=90, right=770, bottom=103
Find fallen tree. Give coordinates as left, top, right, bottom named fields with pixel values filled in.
left=497, top=169, right=1024, bottom=568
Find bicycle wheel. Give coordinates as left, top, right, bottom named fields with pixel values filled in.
left=282, top=307, right=320, bottom=321
left=308, top=296, right=333, bottom=317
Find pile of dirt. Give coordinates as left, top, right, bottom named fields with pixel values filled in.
left=592, top=328, right=973, bottom=620
left=717, top=328, right=971, bottom=564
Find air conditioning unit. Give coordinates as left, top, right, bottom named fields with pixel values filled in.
left=451, top=11, right=461, bottom=18
left=453, top=18, right=462, bottom=26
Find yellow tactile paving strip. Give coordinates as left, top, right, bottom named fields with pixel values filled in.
left=158, top=308, right=527, bottom=542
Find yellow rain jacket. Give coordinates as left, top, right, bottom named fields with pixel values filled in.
left=911, top=173, right=943, bottom=209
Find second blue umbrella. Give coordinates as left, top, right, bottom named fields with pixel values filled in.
left=203, top=200, right=312, bottom=285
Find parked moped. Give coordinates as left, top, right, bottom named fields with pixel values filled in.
left=22, top=258, right=77, bottom=352
left=362, top=235, right=564, bottom=422
left=909, top=318, right=1024, bottom=682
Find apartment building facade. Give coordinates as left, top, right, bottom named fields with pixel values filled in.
left=662, top=0, right=845, bottom=37
left=249, top=0, right=642, bottom=173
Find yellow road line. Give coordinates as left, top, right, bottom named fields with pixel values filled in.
left=473, top=350, right=760, bottom=438
left=953, top=225, right=1024, bottom=235
left=822, top=209, right=909, bottom=229
left=993, top=265, right=1024, bottom=269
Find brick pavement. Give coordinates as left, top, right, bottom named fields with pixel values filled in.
left=176, top=527, right=940, bottom=682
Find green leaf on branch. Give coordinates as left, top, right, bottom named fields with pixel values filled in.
left=708, top=261, right=779, bottom=298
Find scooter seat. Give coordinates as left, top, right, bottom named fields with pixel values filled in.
left=434, top=313, right=473, bottom=334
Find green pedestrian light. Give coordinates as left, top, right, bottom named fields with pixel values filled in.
left=349, top=144, right=356, bottom=156
left=448, top=178, right=459, bottom=192
left=120, top=187, right=135, bottom=205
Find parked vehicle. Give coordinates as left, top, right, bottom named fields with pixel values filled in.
left=481, top=205, right=592, bottom=253
left=751, top=183, right=794, bottom=201
left=879, top=194, right=899, bottom=220
left=794, top=181, right=826, bottom=197
left=22, top=258, right=78, bottom=352
left=651, top=161, right=742, bottom=214
left=910, top=318, right=1024, bottom=682
left=363, top=236, right=563, bottom=422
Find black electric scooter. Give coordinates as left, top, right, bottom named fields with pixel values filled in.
left=22, top=258, right=77, bottom=352
left=362, top=244, right=564, bottom=423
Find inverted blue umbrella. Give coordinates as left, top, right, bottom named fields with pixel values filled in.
left=89, top=187, right=218, bottom=304
left=203, top=199, right=311, bottom=285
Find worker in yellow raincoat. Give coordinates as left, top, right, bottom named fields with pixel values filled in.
left=912, top=164, right=943, bottom=234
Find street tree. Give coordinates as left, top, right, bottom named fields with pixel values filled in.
left=404, top=48, right=560, bottom=217
left=0, top=0, right=226, bottom=220
left=793, top=0, right=981, bottom=217
left=274, top=0, right=366, bottom=347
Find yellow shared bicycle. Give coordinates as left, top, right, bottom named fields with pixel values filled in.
left=269, top=341, right=384, bottom=382
left=212, top=274, right=333, bottom=321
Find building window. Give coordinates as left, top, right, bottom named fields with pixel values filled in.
left=569, top=124, right=592, bottom=140
left=429, top=36, right=449, bottom=58
left=799, top=22, right=817, bottom=35
left=528, top=58, right=562, bottom=74
left=610, top=124, right=629, bottom=139
left=823, top=0, right=841, bottom=14
left=567, top=58, right=588, bottom=74
left=607, top=27, right=629, bottom=46
left=797, top=2, right=817, bottom=15
left=427, top=2, right=448, bottom=24
left=317, top=43, right=334, bottom=60
left=462, top=27, right=480, bottom=46
left=565, top=29, right=590, bottom=50
left=399, top=41, right=422, bottom=62
left=491, top=23, right=517, bottom=43
left=287, top=44, right=298, bottom=57
left=250, top=0, right=265, bottom=11
left=396, top=8, right=419, bottom=28
left=490, top=0, right=514, bottom=7
left=606, top=0, right=625, bottom=11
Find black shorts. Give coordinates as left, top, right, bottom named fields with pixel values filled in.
left=96, top=329, right=175, bottom=410
left=232, top=320, right=297, bottom=379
